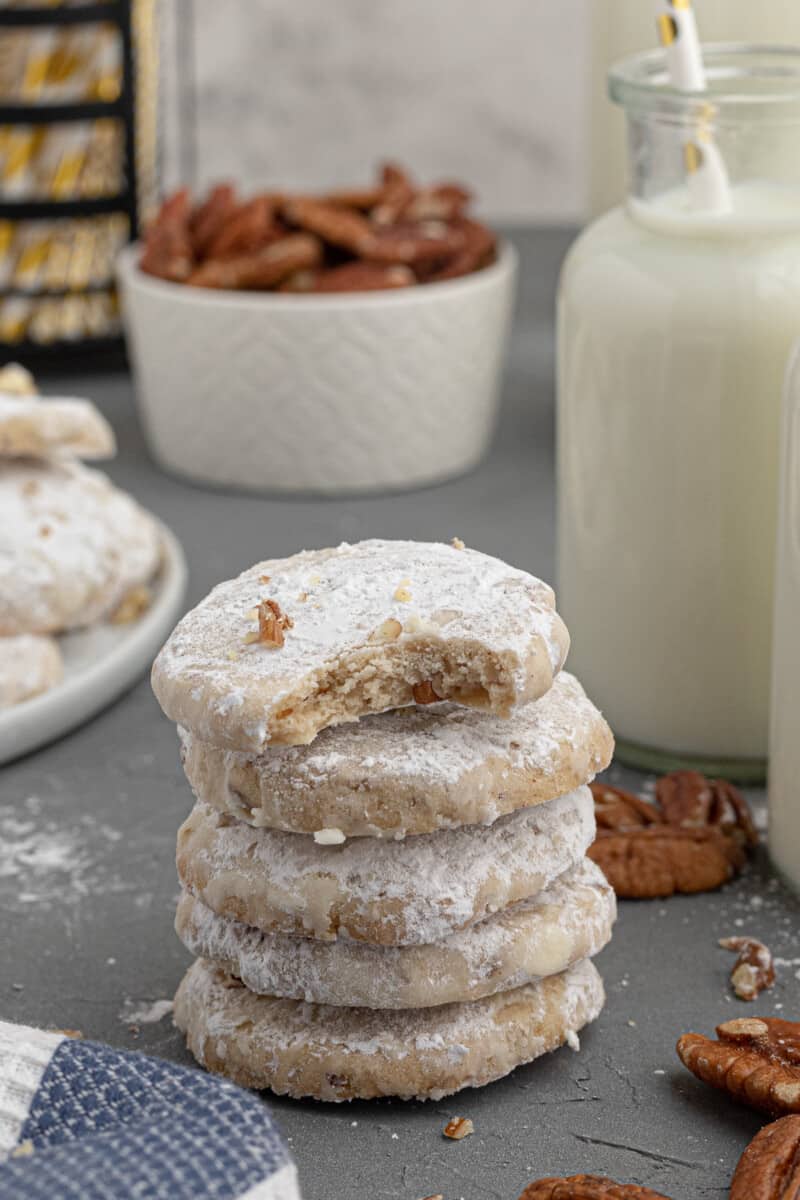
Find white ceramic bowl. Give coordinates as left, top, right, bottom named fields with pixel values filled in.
left=116, top=241, right=517, bottom=494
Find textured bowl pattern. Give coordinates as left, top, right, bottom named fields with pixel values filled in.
left=117, top=243, right=517, bottom=494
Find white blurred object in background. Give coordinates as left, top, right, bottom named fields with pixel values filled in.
left=589, top=0, right=800, bottom=218
left=769, top=344, right=800, bottom=891
left=558, top=46, right=800, bottom=778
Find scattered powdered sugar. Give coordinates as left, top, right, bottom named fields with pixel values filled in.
left=0, top=795, right=123, bottom=909
left=120, top=998, right=174, bottom=1025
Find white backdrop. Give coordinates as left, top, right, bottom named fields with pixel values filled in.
left=160, top=0, right=589, bottom=222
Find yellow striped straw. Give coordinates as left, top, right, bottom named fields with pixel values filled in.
left=654, top=0, right=732, bottom=214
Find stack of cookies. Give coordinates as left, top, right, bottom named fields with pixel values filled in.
left=152, top=539, right=615, bottom=1102
left=0, top=363, right=162, bottom=708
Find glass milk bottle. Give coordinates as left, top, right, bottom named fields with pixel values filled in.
left=769, top=344, right=800, bottom=890
left=589, top=5, right=800, bottom=217
left=558, top=46, right=800, bottom=779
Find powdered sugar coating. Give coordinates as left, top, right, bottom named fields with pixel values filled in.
left=0, top=459, right=162, bottom=635
left=173, top=956, right=606, bottom=1101
left=175, top=857, right=616, bottom=1009
left=176, top=787, right=595, bottom=946
left=0, top=393, right=116, bottom=460
left=179, top=671, right=613, bottom=837
left=152, top=539, right=570, bottom=751
left=0, top=634, right=63, bottom=707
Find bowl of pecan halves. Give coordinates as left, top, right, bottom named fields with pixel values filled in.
left=117, top=163, right=516, bottom=494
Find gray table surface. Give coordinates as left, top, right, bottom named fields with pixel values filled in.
left=2, top=229, right=798, bottom=1200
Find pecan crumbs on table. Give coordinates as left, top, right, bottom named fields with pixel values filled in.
left=140, top=162, right=496, bottom=292
left=719, top=936, right=776, bottom=1002
left=588, top=771, right=757, bottom=898
left=517, top=1177, right=672, bottom=1199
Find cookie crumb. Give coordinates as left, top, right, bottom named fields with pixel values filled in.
left=11, top=1140, right=34, bottom=1159
left=451, top=536, right=465, bottom=550
left=443, top=1116, right=473, bottom=1140
left=314, top=827, right=346, bottom=845
left=565, top=1029, right=580, bottom=1051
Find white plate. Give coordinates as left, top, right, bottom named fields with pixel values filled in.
left=0, top=519, right=187, bottom=764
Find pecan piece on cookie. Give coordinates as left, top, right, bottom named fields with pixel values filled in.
left=677, top=1017, right=800, bottom=1116
left=656, top=771, right=758, bottom=847
left=588, top=825, right=745, bottom=898
left=730, top=1114, right=800, bottom=1200
left=518, top=1176, right=673, bottom=1200
left=720, top=936, right=776, bottom=1001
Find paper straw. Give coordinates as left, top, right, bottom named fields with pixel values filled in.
left=655, top=0, right=732, bottom=214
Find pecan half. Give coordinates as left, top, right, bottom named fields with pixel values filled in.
left=656, top=771, right=758, bottom=847
left=720, top=936, right=776, bottom=1001
left=730, top=1115, right=800, bottom=1200
left=589, top=771, right=755, bottom=898
left=518, top=1177, right=673, bottom=1200
left=677, top=1018, right=800, bottom=1116
left=372, top=161, right=416, bottom=225
left=590, top=783, right=662, bottom=830
left=299, top=262, right=415, bottom=293
left=588, top=825, right=745, bottom=898
left=188, top=234, right=322, bottom=290
left=206, top=195, right=278, bottom=259
left=191, top=183, right=237, bottom=256
left=423, top=217, right=496, bottom=281
left=140, top=188, right=194, bottom=281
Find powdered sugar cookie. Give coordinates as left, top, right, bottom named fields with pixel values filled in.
left=0, top=459, right=162, bottom=635
left=175, top=857, right=615, bottom=1009
left=0, top=634, right=63, bottom=707
left=173, top=956, right=605, bottom=1101
left=0, top=393, right=116, bottom=460
left=152, top=540, right=570, bottom=751
left=176, top=787, right=595, bottom=946
left=179, top=671, right=613, bottom=838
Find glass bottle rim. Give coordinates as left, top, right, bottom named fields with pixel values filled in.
left=609, top=43, right=800, bottom=122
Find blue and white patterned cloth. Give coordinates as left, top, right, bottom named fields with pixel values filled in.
left=0, top=1020, right=301, bottom=1199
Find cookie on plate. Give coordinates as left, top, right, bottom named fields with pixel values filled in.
left=176, top=787, right=595, bottom=946
left=151, top=539, right=570, bottom=750
left=173, top=956, right=605, bottom=1101
left=0, top=459, right=162, bottom=635
left=179, top=671, right=613, bottom=838
left=0, top=634, right=63, bottom=708
left=175, top=857, right=615, bottom=1009
left=0, top=394, right=116, bottom=460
